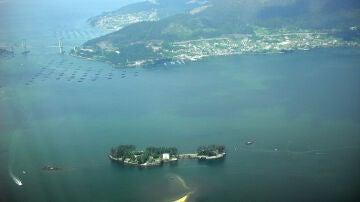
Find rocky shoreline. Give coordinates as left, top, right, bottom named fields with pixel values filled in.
left=109, top=144, right=226, bottom=168
left=108, top=154, right=178, bottom=167
left=177, top=153, right=226, bottom=160
left=109, top=152, right=226, bottom=167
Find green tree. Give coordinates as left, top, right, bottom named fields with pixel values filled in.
left=197, top=145, right=225, bottom=156
left=111, top=145, right=136, bottom=158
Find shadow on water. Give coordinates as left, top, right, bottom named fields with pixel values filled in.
left=110, top=160, right=179, bottom=171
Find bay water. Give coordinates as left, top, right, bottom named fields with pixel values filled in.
left=1, top=1, right=360, bottom=201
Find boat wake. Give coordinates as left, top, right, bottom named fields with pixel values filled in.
left=9, top=168, right=23, bottom=186
left=8, top=131, right=23, bottom=186
left=171, top=174, right=193, bottom=202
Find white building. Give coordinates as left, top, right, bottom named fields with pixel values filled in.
left=162, top=153, right=170, bottom=160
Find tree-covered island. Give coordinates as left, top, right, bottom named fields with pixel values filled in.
left=0, top=48, right=14, bottom=57
left=109, top=144, right=226, bottom=167
left=109, top=145, right=178, bottom=167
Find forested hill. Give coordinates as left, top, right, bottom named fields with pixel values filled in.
left=74, top=0, right=360, bottom=67
left=87, top=0, right=211, bottom=30
left=85, top=0, right=360, bottom=46
left=93, top=0, right=210, bottom=19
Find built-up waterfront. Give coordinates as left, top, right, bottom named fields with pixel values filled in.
left=72, top=26, right=360, bottom=67
left=163, top=27, right=359, bottom=61
left=88, top=10, right=159, bottom=30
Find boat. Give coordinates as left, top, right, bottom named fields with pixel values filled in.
left=245, top=141, right=254, bottom=145
left=9, top=170, right=23, bottom=186
left=42, top=165, right=62, bottom=171
left=21, top=39, right=30, bottom=55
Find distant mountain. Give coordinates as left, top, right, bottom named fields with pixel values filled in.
left=255, top=0, right=360, bottom=28
left=87, top=0, right=211, bottom=30
left=73, top=0, right=360, bottom=67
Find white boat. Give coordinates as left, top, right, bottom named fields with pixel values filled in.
left=9, top=170, right=23, bottom=186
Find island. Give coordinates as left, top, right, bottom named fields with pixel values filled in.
left=108, top=144, right=226, bottom=167
left=0, top=48, right=14, bottom=57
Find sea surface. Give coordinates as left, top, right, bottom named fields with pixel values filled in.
left=1, top=1, right=360, bottom=201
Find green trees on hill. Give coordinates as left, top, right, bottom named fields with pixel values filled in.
left=85, top=0, right=360, bottom=49
left=110, top=145, right=136, bottom=158
left=197, top=145, right=225, bottom=156
left=110, top=144, right=226, bottom=163
left=110, top=145, right=178, bottom=163
left=79, top=0, right=360, bottom=67
left=145, top=147, right=178, bottom=157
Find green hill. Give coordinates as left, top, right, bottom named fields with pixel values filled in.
left=87, top=0, right=211, bottom=30
left=72, top=0, right=360, bottom=67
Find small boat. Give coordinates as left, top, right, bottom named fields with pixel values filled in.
left=245, top=141, right=254, bottom=145
left=21, top=39, right=30, bottom=55
left=9, top=170, right=23, bottom=186
left=42, top=165, right=62, bottom=171
left=12, top=175, right=23, bottom=186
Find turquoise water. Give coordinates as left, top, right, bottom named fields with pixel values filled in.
left=1, top=1, right=360, bottom=201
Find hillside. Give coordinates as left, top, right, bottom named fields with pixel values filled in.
left=72, top=0, right=360, bottom=67
left=87, top=0, right=211, bottom=30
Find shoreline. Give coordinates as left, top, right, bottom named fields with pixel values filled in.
left=70, top=49, right=292, bottom=68
left=177, top=152, right=226, bottom=160
left=109, top=152, right=226, bottom=167
left=108, top=154, right=178, bottom=167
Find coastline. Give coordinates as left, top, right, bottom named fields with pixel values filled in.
left=109, top=152, right=226, bottom=167
left=70, top=45, right=359, bottom=69
left=177, top=152, right=226, bottom=160
left=108, top=154, right=178, bottom=167
left=70, top=49, right=292, bottom=68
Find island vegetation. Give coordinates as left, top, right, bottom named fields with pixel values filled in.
left=109, top=144, right=226, bottom=167
left=109, top=145, right=178, bottom=167
left=0, top=48, right=14, bottom=57
left=197, top=145, right=225, bottom=156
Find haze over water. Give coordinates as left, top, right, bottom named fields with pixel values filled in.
left=1, top=1, right=360, bottom=201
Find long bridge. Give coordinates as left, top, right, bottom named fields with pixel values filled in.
left=0, top=39, right=76, bottom=54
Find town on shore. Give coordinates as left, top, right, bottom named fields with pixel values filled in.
left=71, top=26, right=360, bottom=68
left=108, top=144, right=226, bottom=167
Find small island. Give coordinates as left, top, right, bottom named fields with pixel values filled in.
left=0, top=48, right=14, bottom=57
left=109, top=144, right=226, bottom=167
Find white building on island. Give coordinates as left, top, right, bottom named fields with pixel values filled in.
left=162, top=153, right=170, bottom=160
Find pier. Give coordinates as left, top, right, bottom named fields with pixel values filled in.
left=177, top=153, right=226, bottom=160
